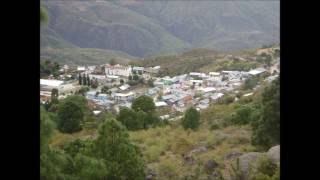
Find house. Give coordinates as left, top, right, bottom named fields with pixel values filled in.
left=113, top=92, right=135, bottom=101
left=248, top=68, right=267, bottom=76
left=160, top=114, right=170, bottom=120
left=210, top=93, right=224, bottom=101
left=97, top=94, right=108, bottom=101
left=199, top=87, right=216, bottom=93
left=155, top=101, right=168, bottom=107
left=119, top=84, right=130, bottom=91
left=133, top=66, right=144, bottom=74
left=77, top=66, right=86, bottom=72
left=86, top=91, right=97, bottom=100
left=209, top=72, right=220, bottom=77
left=105, top=64, right=132, bottom=77
left=40, top=79, right=64, bottom=90
left=93, top=110, right=102, bottom=116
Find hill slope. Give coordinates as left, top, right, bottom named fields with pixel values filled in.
left=41, top=0, right=279, bottom=61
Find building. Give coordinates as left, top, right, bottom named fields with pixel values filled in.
left=155, top=101, right=168, bottom=107
left=210, top=93, right=224, bottom=102
left=119, top=84, right=130, bottom=91
left=132, top=66, right=144, bottom=74
left=113, top=92, right=135, bottom=101
left=105, top=64, right=132, bottom=77
left=248, top=68, right=267, bottom=76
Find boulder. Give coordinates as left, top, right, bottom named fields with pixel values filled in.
left=267, top=145, right=280, bottom=165
left=189, top=146, right=208, bottom=155
left=224, top=152, right=243, bottom=160
left=238, top=152, right=263, bottom=178
left=204, top=160, right=219, bottom=173
left=183, top=154, right=196, bottom=165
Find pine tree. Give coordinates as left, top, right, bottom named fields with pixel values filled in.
left=79, top=73, right=82, bottom=85
left=82, top=74, right=87, bottom=86
left=182, top=107, right=200, bottom=130
left=87, top=74, right=91, bottom=86
left=94, top=118, right=145, bottom=179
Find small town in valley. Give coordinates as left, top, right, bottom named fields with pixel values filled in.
left=40, top=55, right=280, bottom=121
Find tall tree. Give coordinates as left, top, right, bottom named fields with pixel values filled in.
left=86, top=74, right=91, bottom=86
left=132, top=95, right=155, bottom=114
left=94, top=118, right=145, bottom=179
left=51, top=88, right=59, bottom=102
left=251, top=77, right=280, bottom=150
left=182, top=107, right=200, bottom=130
left=82, top=74, right=87, bottom=86
left=117, top=107, right=142, bottom=130
left=78, top=73, right=82, bottom=85
left=57, top=100, right=84, bottom=133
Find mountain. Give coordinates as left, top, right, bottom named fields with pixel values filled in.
left=41, top=0, right=279, bottom=63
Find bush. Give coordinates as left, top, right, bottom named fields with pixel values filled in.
left=181, top=107, right=200, bottom=130
left=57, top=101, right=83, bottom=133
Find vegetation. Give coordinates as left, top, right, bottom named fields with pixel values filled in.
left=57, top=100, right=84, bottom=133
left=40, top=60, right=60, bottom=78
left=181, top=107, right=200, bottom=130
left=251, top=78, right=280, bottom=150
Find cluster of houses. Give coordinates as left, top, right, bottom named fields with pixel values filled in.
left=41, top=61, right=279, bottom=118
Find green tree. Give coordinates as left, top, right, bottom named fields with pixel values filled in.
left=132, top=95, right=155, bottom=114
left=128, top=75, right=133, bottom=81
left=57, top=100, right=84, bottom=133
left=101, top=86, right=109, bottom=94
left=148, top=78, right=154, bottom=87
left=51, top=88, right=59, bottom=102
left=109, top=59, right=116, bottom=66
left=120, top=79, right=124, bottom=85
left=117, top=107, right=143, bottom=130
left=251, top=77, right=280, bottom=150
left=40, top=5, right=49, bottom=24
left=82, top=74, right=87, bottom=86
left=182, top=107, right=200, bottom=130
left=87, top=74, right=91, bottom=86
left=133, top=74, right=139, bottom=81
left=94, top=118, right=145, bottom=180
left=78, top=73, right=82, bottom=85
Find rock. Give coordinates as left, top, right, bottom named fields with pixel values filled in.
left=224, top=152, right=243, bottom=160
left=183, top=154, right=196, bottom=165
left=238, top=152, right=263, bottom=178
left=145, top=168, right=156, bottom=180
left=189, top=146, right=208, bottom=155
left=267, top=145, right=280, bottom=165
left=204, top=160, right=219, bottom=173
left=208, top=170, right=223, bottom=180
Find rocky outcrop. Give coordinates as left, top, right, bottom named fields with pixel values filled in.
left=238, top=152, right=263, bottom=177
left=266, top=145, right=280, bottom=165
left=224, top=151, right=243, bottom=160
left=204, top=160, right=219, bottom=173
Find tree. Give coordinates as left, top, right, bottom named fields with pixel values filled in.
left=78, top=73, right=82, bottom=85
left=82, top=74, right=87, bottom=86
left=120, top=79, right=124, bottom=85
left=109, top=59, right=116, bottom=66
left=132, top=95, right=155, bottom=114
left=57, top=98, right=84, bottom=133
left=51, top=88, right=59, bottom=102
left=251, top=77, right=280, bottom=150
left=182, top=107, right=200, bottom=130
left=128, top=75, right=133, bottom=81
left=40, top=5, right=49, bottom=24
left=117, top=107, right=143, bottom=130
left=101, top=86, right=109, bottom=94
left=133, top=74, right=139, bottom=81
left=148, top=78, right=154, bottom=87
left=86, top=74, right=91, bottom=86
left=94, top=118, right=145, bottom=179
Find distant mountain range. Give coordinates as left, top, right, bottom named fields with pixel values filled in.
left=41, top=0, right=279, bottom=64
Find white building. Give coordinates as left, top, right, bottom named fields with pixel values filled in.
left=105, top=64, right=132, bottom=77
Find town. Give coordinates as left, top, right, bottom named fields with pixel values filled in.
left=40, top=58, right=279, bottom=121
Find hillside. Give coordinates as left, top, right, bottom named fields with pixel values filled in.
left=138, top=45, right=279, bottom=76
left=42, top=1, right=190, bottom=58
left=41, top=0, right=279, bottom=61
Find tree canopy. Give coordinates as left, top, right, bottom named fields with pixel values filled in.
left=131, top=95, right=155, bottom=114
left=182, top=107, right=200, bottom=130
